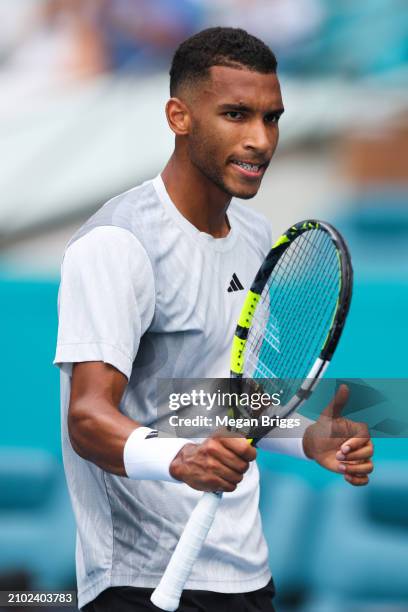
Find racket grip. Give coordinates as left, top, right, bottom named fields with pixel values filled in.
left=150, top=491, right=222, bottom=611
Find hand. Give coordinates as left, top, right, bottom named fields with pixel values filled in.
left=169, top=435, right=256, bottom=493
left=302, top=384, right=374, bottom=486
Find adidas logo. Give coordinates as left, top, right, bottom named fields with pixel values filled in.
left=227, top=273, right=244, bottom=293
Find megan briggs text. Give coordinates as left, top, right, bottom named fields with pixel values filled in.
left=168, top=415, right=302, bottom=429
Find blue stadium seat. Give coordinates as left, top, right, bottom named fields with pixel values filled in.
left=259, top=456, right=316, bottom=596
left=0, top=448, right=76, bottom=589
left=305, top=462, right=408, bottom=605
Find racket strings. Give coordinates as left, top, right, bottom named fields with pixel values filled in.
left=244, top=229, right=340, bottom=406
left=262, top=235, right=335, bottom=401
left=278, top=233, right=338, bottom=378
left=268, top=233, right=338, bottom=380
left=246, top=230, right=329, bottom=373
left=246, top=230, right=326, bottom=367
left=248, top=300, right=280, bottom=360
left=270, top=232, right=336, bottom=357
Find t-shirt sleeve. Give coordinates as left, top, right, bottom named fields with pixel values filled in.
left=53, top=226, right=155, bottom=379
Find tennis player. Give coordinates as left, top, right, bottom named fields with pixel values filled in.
left=54, top=27, right=374, bottom=612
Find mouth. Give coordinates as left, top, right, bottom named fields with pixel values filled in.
left=229, top=159, right=268, bottom=179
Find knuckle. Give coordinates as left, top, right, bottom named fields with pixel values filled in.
left=208, top=477, right=220, bottom=490
left=243, top=448, right=255, bottom=462
left=236, top=437, right=249, bottom=452
left=205, top=439, right=218, bottom=454
left=358, top=422, right=370, bottom=435
left=240, top=461, right=250, bottom=474
left=249, top=447, right=257, bottom=460
left=205, top=457, right=217, bottom=472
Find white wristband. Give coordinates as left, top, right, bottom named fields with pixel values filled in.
left=257, top=436, right=309, bottom=460
left=257, top=415, right=315, bottom=460
left=123, top=427, right=190, bottom=483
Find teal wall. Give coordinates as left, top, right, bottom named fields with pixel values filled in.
left=1, top=278, right=61, bottom=458
left=1, top=275, right=407, bottom=470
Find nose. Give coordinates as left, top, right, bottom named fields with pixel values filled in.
left=243, top=119, right=277, bottom=156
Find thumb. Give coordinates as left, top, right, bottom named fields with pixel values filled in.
left=321, top=384, right=349, bottom=419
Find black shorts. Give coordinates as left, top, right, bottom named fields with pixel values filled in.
left=82, top=579, right=275, bottom=612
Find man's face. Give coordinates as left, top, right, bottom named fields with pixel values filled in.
left=186, top=65, right=284, bottom=200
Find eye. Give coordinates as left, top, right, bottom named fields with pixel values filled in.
left=265, top=113, right=281, bottom=124
left=225, top=111, right=244, bottom=120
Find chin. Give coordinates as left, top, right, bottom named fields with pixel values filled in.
left=227, top=184, right=260, bottom=200
left=223, top=177, right=262, bottom=200
left=233, top=190, right=258, bottom=200
left=212, top=172, right=260, bottom=200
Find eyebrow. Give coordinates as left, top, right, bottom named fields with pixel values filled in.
left=217, top=103, right=285, bottom=115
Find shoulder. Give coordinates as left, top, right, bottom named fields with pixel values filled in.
left=63, top=225, right=148, bottom=264
left=61, top=226, right=155, bottom=299
left=60, top=225, right=156, bottom=322
left=66, top=179, right=161, bottom=253
left=229, top=200, right=272, bottom=257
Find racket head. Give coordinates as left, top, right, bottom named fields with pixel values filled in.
left=230, top=220, right=353, bottom=421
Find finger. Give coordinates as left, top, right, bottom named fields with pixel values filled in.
left=221, top=436, right=257, bottom=461
left=204, top=439, right=251, bottom=473
left=339, top=461, right=373, bottom=476
left=206, top=475, right=241, bottom=493
left=339, top=433, right=371, bottom=456
left=344, top=473, right=369, bottom=486
left=210, top=462, right=245, bottom=487
left=214, top=448, right=251, bottom=474
left=336, top=441, right=374, bottom=462
left=320, top=384, right=349, bottom=419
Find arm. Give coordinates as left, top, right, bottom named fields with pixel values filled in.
left=257, top=413, right=314, bottom=459
left=57, top=227, right=255, bottom=489
left=68, top=361, right=135, bottom=475
left=68, top=361, right=256, bottom=489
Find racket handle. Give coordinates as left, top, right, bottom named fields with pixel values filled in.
left=150, top=491, right=222, bottom=611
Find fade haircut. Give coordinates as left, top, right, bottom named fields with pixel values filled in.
left=170, top=27, right=278, bottom=96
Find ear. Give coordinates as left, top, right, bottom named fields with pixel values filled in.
left=165, top=97, right=191, bottom=136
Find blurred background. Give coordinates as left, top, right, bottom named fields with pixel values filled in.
left=0, top=1, right=407, bottom=611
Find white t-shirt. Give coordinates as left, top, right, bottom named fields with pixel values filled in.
left=54, top=175, right=308, bottom=609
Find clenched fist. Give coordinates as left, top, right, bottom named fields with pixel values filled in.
left=170, top=435, right=256, bottom=493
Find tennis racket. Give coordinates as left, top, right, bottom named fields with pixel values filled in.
left=151, top=219, right=353, bottom=611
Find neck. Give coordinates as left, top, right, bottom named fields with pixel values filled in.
left=161, top=150, right=231, bottom=238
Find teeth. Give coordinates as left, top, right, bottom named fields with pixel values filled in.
left=234, top=161, right=260, bottom=172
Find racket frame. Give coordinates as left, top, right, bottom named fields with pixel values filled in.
left=151, top=219, right=353, bottom=611
left=231, top=220, right=353, bottom=378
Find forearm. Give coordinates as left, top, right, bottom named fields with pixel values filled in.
left=257, top=414, right=315, bottom=459
left=68, top=398, right=139, bottom=476
left=69, top=399, right=190, bottom=482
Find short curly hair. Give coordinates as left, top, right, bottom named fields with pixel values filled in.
left=170, top=27, right=277, bottom=96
